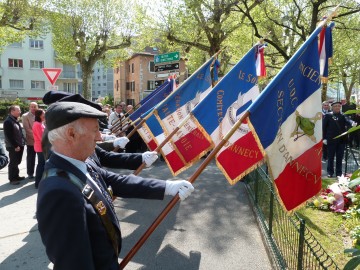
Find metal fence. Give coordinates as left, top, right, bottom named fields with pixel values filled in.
left=243, top=166, right=340, bottom=270
left=344, top=144, right=360, bottom=175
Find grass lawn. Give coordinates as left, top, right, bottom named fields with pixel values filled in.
left=296, top=177, right=359, bottom=269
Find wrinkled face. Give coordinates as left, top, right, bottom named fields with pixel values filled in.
left=29, top=102, right=38, bottom=114
left=332, top=104, right=341, bottom=113
left=73, top=118, right=102, bottom=161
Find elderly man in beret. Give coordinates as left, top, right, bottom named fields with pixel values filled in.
left=323, top=101, right=355, bottom=178
left=36, top=101, right=194, bottom=270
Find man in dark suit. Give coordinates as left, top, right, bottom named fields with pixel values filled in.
left=3, top=105, right=26, bottom=184
left=323, top=101, right=355, bottom=178
left=37, top=101, right=194, bottom=270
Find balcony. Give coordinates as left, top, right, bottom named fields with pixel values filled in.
left=59, top=71, right=77, bottom=79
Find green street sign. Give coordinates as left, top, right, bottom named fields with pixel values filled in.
left=154, top=52, right=180, bottom=64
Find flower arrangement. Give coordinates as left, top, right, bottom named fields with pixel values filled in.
left=310, top=175, right=360, bottom=214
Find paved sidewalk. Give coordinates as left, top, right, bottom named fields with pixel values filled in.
left=0, top=127, right=273, bottom=270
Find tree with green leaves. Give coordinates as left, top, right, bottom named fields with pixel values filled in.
left=48, top=0, right=137, bottom=99
left=0, top=0, right=47, bottom=49
left=141, top=0, right=359, bottom=94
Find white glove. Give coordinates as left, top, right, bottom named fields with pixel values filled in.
left=352, top=122, right=357, bottom=127
left=113, top=137, right=130, bottom=148
left=107, top=125, right=113, bottom=129
left=323, top=139, right=327, bottom=145
left=142, top=151, right=159, bottom=167
left=165, top=180, right=194, bottom=201
left=102, top=134, right=117, bottom=141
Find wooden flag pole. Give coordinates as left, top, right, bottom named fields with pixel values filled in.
left=119, top=111, right=250, bottom=269
left=132, top=113, right=192, bottom=175
left=112, top=116, right=149, bottom=152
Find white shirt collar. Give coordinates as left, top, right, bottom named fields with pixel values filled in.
left=53, top=151, right=87, bottom=175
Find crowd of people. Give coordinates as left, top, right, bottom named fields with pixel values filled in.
left=1, top=92, right=195, bottom=269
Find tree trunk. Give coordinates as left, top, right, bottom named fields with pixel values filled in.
left=321, top=83, right=327, bottom=101
left=81, top=64, right=92, bottom=100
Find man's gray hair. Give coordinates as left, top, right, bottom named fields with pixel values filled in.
left=48, top=118, right=87, bottom=144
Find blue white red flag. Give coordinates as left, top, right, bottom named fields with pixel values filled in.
left=137, top=112, right=186, bottom=175
left=318, top=22, right=334, bottom=82
left=247, top=27, right=325, bottom=211
left=129, top=79, right=176, bottom=122
left=188, top=46, right=263, bottom=184
left=153, top=57, right=215, bottom=174
left=255, top=43, right=267, bottom=78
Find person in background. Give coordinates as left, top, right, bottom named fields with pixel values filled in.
left=323, top=101, right=356, bottom=178
left=3, top=105, right=26, bottom=185
left=0, top=142, right=9, bottom=171
left=33, top=109, right=46, bottom=188
left=22, top=102, right=38, bottom=179
left=37, top=101, right=194, bottom=269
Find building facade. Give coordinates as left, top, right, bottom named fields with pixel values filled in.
left=0, top=33, right=80, bottom=101
left=113, top=49, right=186, bottom=105
left=91, top=62, right=114, bottom=101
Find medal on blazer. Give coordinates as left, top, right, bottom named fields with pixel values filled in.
left=96, top=201, right=107, bottom=215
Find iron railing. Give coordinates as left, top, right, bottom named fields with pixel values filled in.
left=344, top=144, right=360, bottom=175
left=244, top=166, right=340, bottom=270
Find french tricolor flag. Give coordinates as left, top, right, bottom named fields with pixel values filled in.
left=153, top=57, right=215, bottom=174
left=137, top=113, right=186, bottom=175
left=255, top=43, right=267, bottom=78
left=248, top=27, right=326, bottom=211
left=189, top=46, right=264, bottom=184
left=318, top=22, right=334, bottom=82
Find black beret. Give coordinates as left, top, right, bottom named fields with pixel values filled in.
left=331, top=101, right=341, bottom=106
left=46, top=101, right=107, bottom=131
left=58, top=94, right=102, bottom=111
left=42, top=91, right=71, bottom=105
left=42, top=92, right=102, bottom=112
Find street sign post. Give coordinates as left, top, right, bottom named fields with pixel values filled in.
left=42, top=68, right=62, bottom=85
left=155, top=72, right=180, bottom=78
left=154, top=63, right=179, bottom=72
left=154, top=52, right=180, bottom=64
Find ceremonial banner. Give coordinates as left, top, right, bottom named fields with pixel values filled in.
left=129, top=79, right=176, bottom=122
left=318, top=22, right=334, bottom=82
left=153, top=57, right=215, bottom=174
left=189, top=46, right=263, bottom=184
left=138, top=113, right=186, bottom=174
left=255, top=43, right=267, bottom=78
left=248, top=31, right=324, bottom=211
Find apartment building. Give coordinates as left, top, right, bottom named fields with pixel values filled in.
left=0, top=33, right=80, bottom=101
left=91, top=62, right=114, bottom=101
left=113, top=48, right=186, bottom=105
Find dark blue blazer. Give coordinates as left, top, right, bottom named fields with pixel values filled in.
left=37, top=154, right=165, bottom=270
left=93, top=145, right=143, bottom=170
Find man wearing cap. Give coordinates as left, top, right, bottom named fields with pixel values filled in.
left=36, top=101, right=194, bottom=270
left=323, top=101, right=355, bottom=178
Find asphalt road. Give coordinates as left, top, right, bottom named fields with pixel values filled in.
left=0, top=126, right=273, bottom=270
